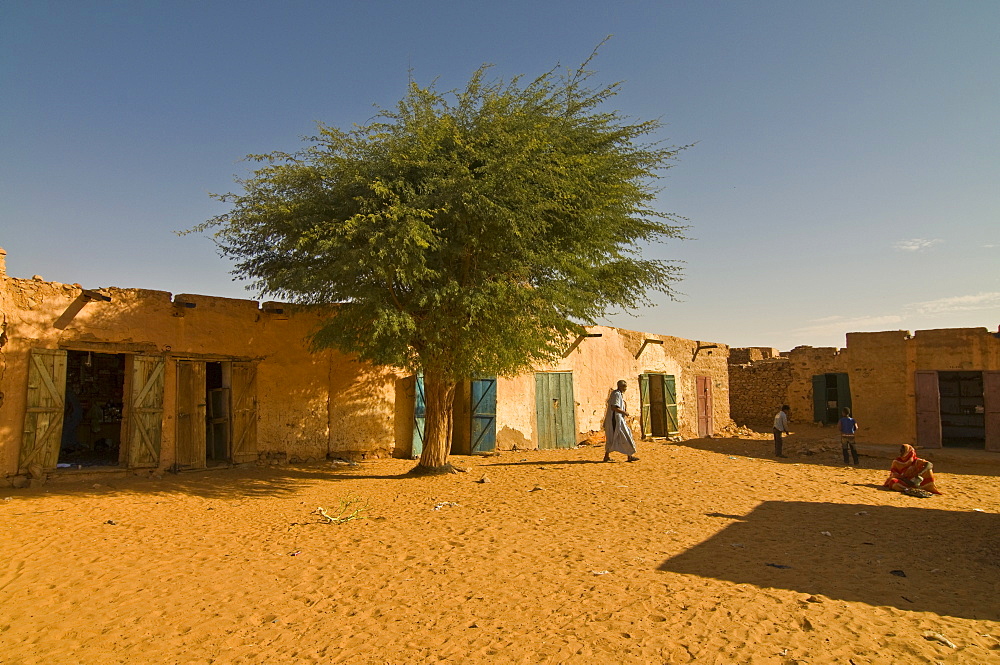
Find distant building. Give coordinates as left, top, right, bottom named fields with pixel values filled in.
left=730, top=329, right=1000, bottom=450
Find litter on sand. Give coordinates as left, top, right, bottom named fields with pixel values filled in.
left=433, top=501, right=460, bottom=510
left=922, top=631, right=957, bottom=648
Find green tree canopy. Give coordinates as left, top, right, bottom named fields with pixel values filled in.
left=200, top=55, right=688, bottom=469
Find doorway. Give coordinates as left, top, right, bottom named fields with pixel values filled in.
left=206, top=362, right=229, bottom=464
left=639, top=373, right=678, bottom=438
left=20, top=349, right=165, bottom=472
left=61, top=350, right=126, bottom=467
left=812, top=373, right=852, bottom=424
left=938, top=371, right=985, bottom=449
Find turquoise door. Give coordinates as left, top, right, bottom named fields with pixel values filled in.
left=535, top=372, right=576, bottom=449
left=412, top=374, right=425, bottom=458
left=470, top=377, right=497, bottom=453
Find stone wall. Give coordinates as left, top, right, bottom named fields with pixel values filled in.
left=728, top=356, right=792, bottom=428
left=732, top=330, right=1000, bottom=448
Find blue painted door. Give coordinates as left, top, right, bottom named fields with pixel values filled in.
left=470, top=377, right=497, bottom=453
left=535, top=372, right=576, bottom=449
left=412, top=374, right=425, bottom=459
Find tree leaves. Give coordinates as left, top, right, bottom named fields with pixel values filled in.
left=201, top=53, right=688, bottom=380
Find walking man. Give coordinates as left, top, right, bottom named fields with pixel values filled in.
left=603, top=380, right=639, bottom=462
left=773, top=404, right=791, bottom=458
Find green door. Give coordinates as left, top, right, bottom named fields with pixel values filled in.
left=535, top=372, right=576, bottom=449
left=639, top=373, right=678, bottom=438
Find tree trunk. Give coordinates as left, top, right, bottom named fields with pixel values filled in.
left=417, top=370, right=457, bottom=469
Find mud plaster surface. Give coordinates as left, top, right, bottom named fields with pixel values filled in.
left=1, top=426, right=998, bottom=664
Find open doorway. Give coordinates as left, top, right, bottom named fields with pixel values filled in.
left=206, top=361, right=230, bottom=465
left=61, top=351, right=126, bottom=467
left=938, top=371, right=985, bottom=449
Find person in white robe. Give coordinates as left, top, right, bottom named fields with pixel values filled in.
left=603, top=380, right=638, bottom=462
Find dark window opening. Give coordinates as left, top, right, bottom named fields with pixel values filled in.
left=61, top=351, right=126, bottom=467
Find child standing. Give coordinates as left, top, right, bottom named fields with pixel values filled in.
left=838, top=407, right=859, bottom=466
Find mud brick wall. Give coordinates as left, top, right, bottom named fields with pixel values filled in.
left=728, top=357, right=792, bottom=428
left=728, top=347, right=781, bottom=365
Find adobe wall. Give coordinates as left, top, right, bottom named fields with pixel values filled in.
left=494, top=326, right=732, bottom=449
left=732, top=328, right=1000, bottom=446
left=0, top=249, right=735, bottom=475
left=0, top=270, right=403, bottom=479
left=835, top=331, right=911, bottom=444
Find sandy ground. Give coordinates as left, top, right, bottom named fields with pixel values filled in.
left=1, top=427, right=999, bottom=665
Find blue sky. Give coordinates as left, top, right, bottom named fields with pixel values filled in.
left=2, top=1, right=998, bottom=350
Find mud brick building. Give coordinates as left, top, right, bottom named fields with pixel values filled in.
left=731, top=330, right=1000, bottom=450
left=0, top=248, right=731, bottom=485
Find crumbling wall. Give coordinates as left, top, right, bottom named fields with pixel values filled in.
left=728, top=356, right=792, bottom=428
left=728, top=347, right=781, bottom=365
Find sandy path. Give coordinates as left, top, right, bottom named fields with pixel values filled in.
left=1, top=433, right=998, bottom=664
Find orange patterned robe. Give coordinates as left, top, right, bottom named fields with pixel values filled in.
left=884, top=444, right=941, bottom=494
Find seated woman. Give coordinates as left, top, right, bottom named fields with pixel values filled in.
left=883, top=444, right=942, bottom=495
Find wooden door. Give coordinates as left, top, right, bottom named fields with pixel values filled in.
left=639, top=374, right=678, bottom=438
left=811, top=375, right=826, bottom=422
left=664, top=375, right=679, bottom=434
left=639, top=374, right=652, bottom=438
left=984, top=371, right=1000, bottom=452
left=19, top=348, right=67, bottom=471
left=230, top=362, right=258, bottom=464
left=836, top=373, right=852, bottom=414
left=470, top=377, right=497, bottom=453
left=175, top=360, right=206, bottom=469
left=125, top=355, right=165, bottom=468
left=915, top=370, right=942, bottom=449
left=535, top=372, right=576, bottom=449
left=696, top=375, right=713, bottom=437
left=412, top=374, right=425, bottom=459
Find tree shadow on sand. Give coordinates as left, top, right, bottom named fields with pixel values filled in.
left=16, top=464, right=423, bottom=501
left=659, top=500, right=1000, bottom=620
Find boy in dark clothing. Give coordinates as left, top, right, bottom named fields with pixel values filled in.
left=838, top=407, right=859, bottom=466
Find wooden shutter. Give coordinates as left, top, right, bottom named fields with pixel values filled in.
left=175, top=360, right=207, bottom=469
left=811, top=375, right=825, bottom=422
left=554, top=373, right=577, bottom=449
left=664, top=375, right=679, bottom=435
left=914, top=370, right=941, bottom=449
left=836, top=373, right=852, bottom=413
left=125, top=355, right=165, bottom=468
left=535, top=373, right=555, bottom=449
left=230, top=361, right=258, bottom=464
left=470, top=377, right=497, bottom=453
left=412, top=374, right=425, bottom=458
left=639, top=373, right=652, bottom=438
left=19, top=348, right=67, bottom=471
left=984, top=371, right=1000, bottom=453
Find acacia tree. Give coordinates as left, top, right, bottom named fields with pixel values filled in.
left=200, top=56, right=687, bottom=471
